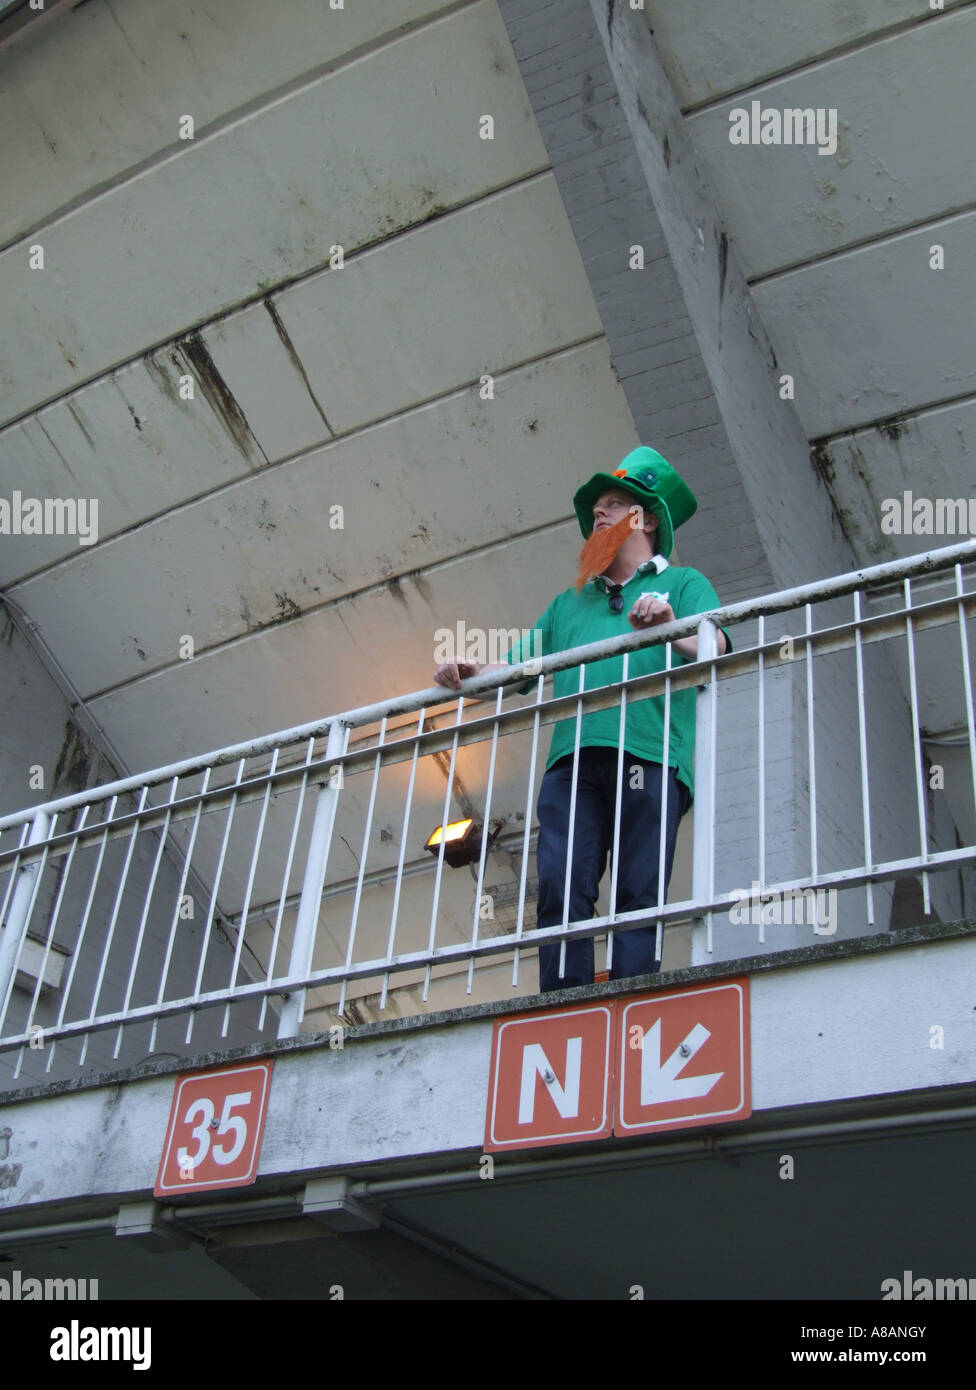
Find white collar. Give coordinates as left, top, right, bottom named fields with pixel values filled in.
left=592, top=555, right=669, bottom=590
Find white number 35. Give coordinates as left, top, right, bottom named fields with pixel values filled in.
left=177, top=1091, right=251, bottom=1169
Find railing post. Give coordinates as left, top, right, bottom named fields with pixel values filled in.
left=0, top=811, right=51, bottom=1028
left=691, top=618, right=719, bottom=966
left=277, top=722, right=346, bottom=1040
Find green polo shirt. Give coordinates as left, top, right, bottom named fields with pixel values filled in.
left=505, top=559, right=728, bottom=796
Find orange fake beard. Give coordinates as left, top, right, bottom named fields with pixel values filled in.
left=575, top=511, right=636, bottom=591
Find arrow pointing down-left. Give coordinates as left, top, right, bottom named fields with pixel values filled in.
left=640, top=1020, right=723, bottom=1105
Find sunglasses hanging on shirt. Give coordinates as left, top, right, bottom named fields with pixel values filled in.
left=605, top=582, right=625, bottom=614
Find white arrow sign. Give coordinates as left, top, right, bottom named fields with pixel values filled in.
left=640, top=1019, right=723, bottom=1105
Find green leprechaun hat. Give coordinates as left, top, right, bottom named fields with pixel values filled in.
left=572, top=445, right=698, bottom=559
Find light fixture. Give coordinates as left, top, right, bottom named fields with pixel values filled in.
left=425, top=817, right=484, bottom=868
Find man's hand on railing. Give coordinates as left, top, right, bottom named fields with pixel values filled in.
left=433, top=661, right=510, bottom=692
left=628, top=597, right=729, bottom=658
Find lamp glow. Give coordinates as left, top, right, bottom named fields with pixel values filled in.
left=425, top=817, right=489, bottom=868
left=426, top=818, right=474, bottom=849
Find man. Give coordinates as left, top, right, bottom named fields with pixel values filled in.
left=434, top=446, right=729, bottom=991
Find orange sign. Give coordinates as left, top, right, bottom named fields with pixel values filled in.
left=484, top=980, right=751, bottom=1152
left=485, top=1004, right=614, bottom=1151
left=616, top=980, right=750, bottom=1135
left=154, top=1061, right=273, bottom=1196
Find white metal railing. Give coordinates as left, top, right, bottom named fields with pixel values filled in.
left=0, top=540, right=974, bottom=1076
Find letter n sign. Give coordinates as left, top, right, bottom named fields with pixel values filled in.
left=485, top=1004, right=613, bottom=1151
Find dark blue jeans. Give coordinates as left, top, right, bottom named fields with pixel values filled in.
left=535, top=748, right=690, bottom=992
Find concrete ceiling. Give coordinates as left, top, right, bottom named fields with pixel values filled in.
left=0, top=1, right=648, bottom=793
left=645, top=0, right=975, bottom=569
